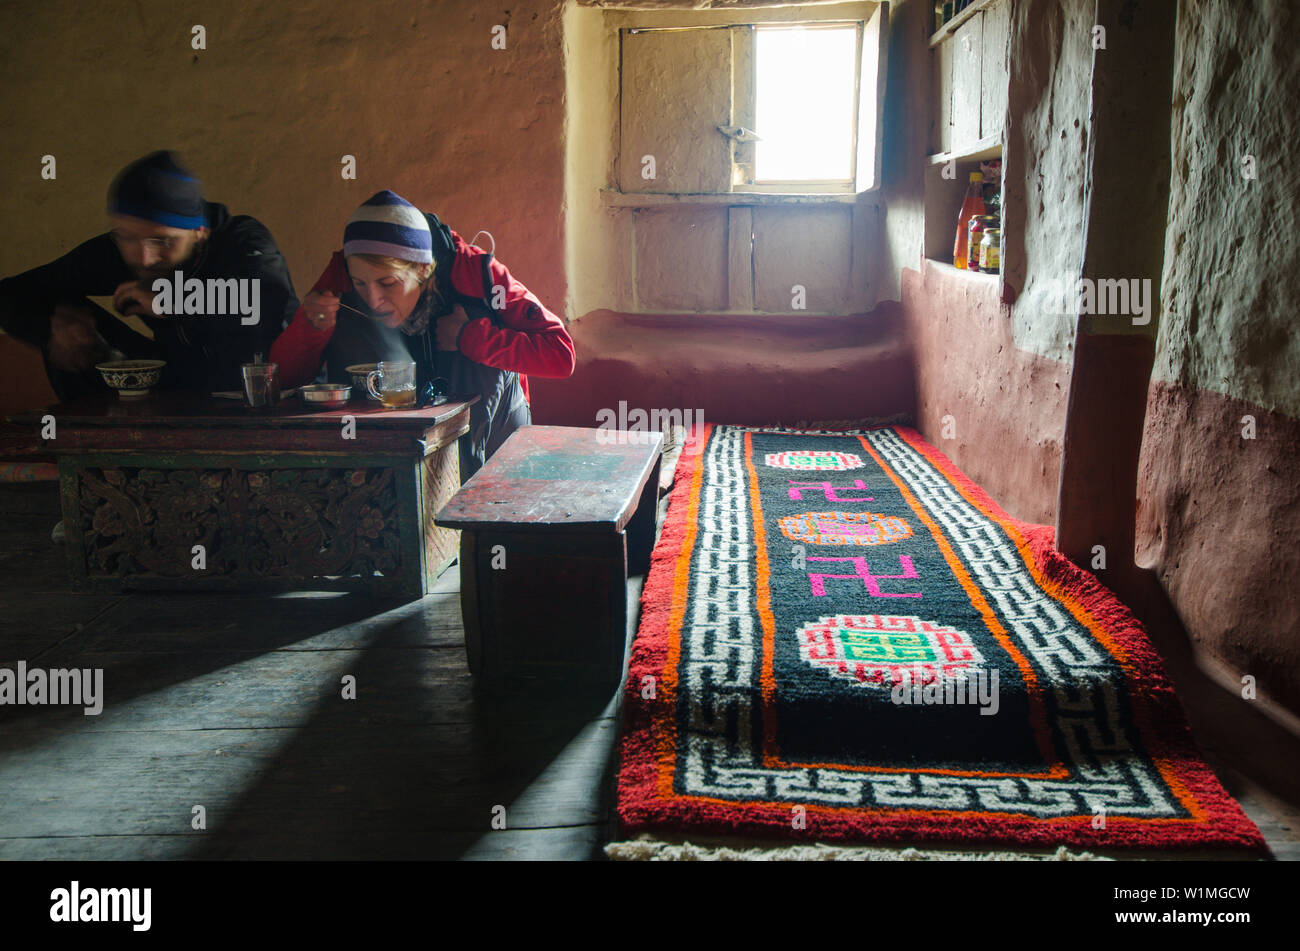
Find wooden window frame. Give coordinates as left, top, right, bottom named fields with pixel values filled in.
left=616, top=4, right=886, bottom=200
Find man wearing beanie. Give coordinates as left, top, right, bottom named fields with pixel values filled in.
left=271, top=189, right=574, bottom=481
left=0, top=150, right=298, bottom=396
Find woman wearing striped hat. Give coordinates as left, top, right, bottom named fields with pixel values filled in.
left=271, top=190, right=575, bottom=480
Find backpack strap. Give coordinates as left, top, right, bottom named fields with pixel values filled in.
left=424, top=211, right=500, bottom=325
left=480, top=253, right=497, bottom=316
left=424, top=212, right=458, bottom=297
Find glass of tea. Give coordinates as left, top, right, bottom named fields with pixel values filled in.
left=240, top=361, right=280, bottom=409
left=365, top=360, right=417, bottom=408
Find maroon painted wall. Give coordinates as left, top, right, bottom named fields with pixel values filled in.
left=530, top=306, right=914, bottom=430
left=898, top=262, right=1070, bottom=526
left=1136, top=386, right=1300, bottom=717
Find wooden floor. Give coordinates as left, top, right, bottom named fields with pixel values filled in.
left=0, top=480, right=638, bottom=860
left=0, top=479, right=1295, bottom=861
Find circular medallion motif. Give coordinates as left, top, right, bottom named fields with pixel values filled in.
left=778, top=511, right=912, bottom=546
left=796, top=614, right=984, bottom=688
left=765, top=450, right=864, bottom=471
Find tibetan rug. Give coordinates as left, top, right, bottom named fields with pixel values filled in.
left=616, top=424, right=1266, bottom=853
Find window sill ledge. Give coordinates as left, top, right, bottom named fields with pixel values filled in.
left=923, top=259, right=1001, bottom=282
left=600, top=188, right=869, bottom=208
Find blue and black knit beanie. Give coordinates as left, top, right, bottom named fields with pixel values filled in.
left=107, top=151, right=206, bottom=230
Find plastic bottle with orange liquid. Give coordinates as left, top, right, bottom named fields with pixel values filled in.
left=953, top=171, right=986, bottom=269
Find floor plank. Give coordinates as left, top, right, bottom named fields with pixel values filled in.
left=459, top=825, right=607, bottom=861
left=0, top=835, right=195, bottom=862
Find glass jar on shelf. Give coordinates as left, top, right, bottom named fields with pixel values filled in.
left=979, top=228, right=1001, bottom=273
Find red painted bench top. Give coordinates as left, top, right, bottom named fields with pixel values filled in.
left=435, top=425, right=663, bottom=534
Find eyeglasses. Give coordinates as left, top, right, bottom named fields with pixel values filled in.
left=111, top=232, right=181, bottom=252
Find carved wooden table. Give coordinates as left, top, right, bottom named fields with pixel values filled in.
left=13, top=393, right=478, bottom=599
left=434, top=425, right=663, bottom=688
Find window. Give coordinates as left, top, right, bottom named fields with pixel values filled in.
left=578, top=3, right=887, bottom=316
left=753, top=25, right=860, bottom=183
left=617, top=4, right=887, bottom=196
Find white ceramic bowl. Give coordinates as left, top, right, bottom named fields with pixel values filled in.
left=95, top=360, right=166, bottom=398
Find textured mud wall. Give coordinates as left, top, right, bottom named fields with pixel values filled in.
left=890, top=0, right=1300, bottom=719
left=1137, top=386, right=1300, bottom=713
left=1151, top=1, right=1300, bottom=415
left=901, top=263, right=1069, bottom=525
left=0, top=0, right=567, bottom=410
left=886, top=0, right=1084, bottom=522
left=1000, top=0, right=1093, bottom=362
left=1136, top=0, right=1300, bottom=717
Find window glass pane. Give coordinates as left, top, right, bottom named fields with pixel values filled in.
left=754, top=26, right=857, bottom=181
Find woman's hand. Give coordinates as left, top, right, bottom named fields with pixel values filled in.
left=436, top=304, right=470, bottom=351
left=301, top=289, right=340, bottom=332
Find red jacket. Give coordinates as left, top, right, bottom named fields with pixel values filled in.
left=271, top=231, right=575, bottom=398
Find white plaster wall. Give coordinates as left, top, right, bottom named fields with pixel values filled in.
left=879, top=0, right=930, bottom=291
left=1001, top=0, right=1093, bottom=363
left=563, top=0, right=631, bottom=319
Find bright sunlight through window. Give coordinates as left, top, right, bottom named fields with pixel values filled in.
left=754, top=25, right=858, bottom=182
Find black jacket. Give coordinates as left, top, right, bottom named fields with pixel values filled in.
left=0, top=201, right=297, bottom=392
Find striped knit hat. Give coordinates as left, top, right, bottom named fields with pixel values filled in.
left=343, top=190, right=433, bottom=264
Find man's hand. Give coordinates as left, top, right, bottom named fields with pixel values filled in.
left=48, top=304, right=105, bottom=374
left=436, top=304, right=470, bottom=351
left=112, top=280, right=159, bottom=318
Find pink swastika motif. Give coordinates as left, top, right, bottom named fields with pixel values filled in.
left=796, top=614, right=985, bottom=687
left=779, top=511, right=913, bottom=546
left=806, top=555, right=921, bottom=598
left=765, top=451, right=864, bottom=471
left=786, top=479, right=874, bottom=502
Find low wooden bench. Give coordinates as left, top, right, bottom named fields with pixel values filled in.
left=434, top=425, right=663, bottom=688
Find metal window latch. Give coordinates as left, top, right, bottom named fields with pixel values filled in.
left=717, top=125, right=762, bottom=143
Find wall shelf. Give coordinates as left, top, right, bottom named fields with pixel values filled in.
left=925, top=0, right=1007, bottom=282
left=929, top=0, right=1000, bottom=48
left=927, top=134, right=1002, bottom=166
left=922, top=145, right=1002, bottom=266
